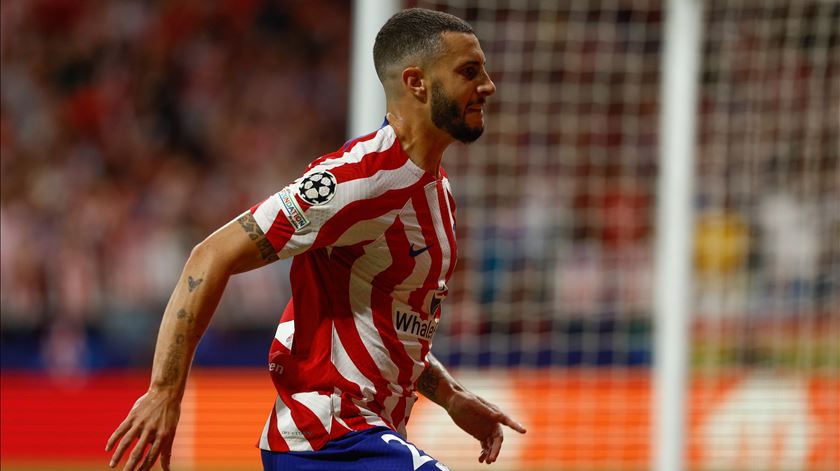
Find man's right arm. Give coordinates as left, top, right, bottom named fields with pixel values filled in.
left=105, top=212, right=278, bottom=471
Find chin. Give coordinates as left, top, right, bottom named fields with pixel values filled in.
left=454, top=126, right=484, bottom=144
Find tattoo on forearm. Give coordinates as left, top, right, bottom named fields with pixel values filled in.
left=176, top=308, right=195, bottom=324
left=161, top=343, right=184, bottom=385
left=237, top=213, right=279, bottom=262
left=416, top=363, right=443, bottom=401
left=187, top=276, right=203, bottom=292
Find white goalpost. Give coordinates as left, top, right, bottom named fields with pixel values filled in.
left=350, top=1, right=839, bottom=470
left=653, top=1, right=703, bottom=470
left=348, top=0, right=400, bottom=139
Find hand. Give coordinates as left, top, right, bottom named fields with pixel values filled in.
left=105, top=389, right=181, bottom=471
left=445, top=390, right=527, bottom=464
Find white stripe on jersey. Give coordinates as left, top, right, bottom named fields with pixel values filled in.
left=290, top=392, right=333, bottom=436
left=425, top=184, right=453, bottom=282
left=441, top=178, right=456, bottom=232
left=274, top=320, right=294, bottom=350
left=334, top=208, right=403, bottom=254
left=314, top=126, right=397, bottom=172
left=391, top=199, right=429, bottom=294
left=397, top=394, right=418, bottom=437
left=260, top=166, right=425, bottom=257
left=347, top=250, right=404, bottom=427
left=259, top=412, right=272, bottom=450
left=331, top=325, right=377, bottom=403
left=253, top=194, right=283, bottom=236
left=348, top=247, right=402, bottom=383
left=273, top=395, right=314, bottom=451
left=381, top=393, right=402, bottom=435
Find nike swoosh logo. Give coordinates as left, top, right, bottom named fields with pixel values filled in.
left=409, top=243, right=433, bottom=257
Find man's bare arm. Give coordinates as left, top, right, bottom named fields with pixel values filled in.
left=416, top=353, right=526, bottom=465
left=416, top=353, right=464, bottom=407
left=106, top=212, right=278, bottom=471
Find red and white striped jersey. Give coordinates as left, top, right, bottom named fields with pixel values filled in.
left=249, top=123, right=458, bottom=452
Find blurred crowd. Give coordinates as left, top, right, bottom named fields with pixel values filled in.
left=2, top=0, right=838, bottom=372
left=1, top=0, right=351, bottom=372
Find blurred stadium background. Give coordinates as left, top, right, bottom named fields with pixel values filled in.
left=1, top=0, right=837, bottom=470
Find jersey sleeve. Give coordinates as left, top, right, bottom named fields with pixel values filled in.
left=249, top=163, right=383, bottom=259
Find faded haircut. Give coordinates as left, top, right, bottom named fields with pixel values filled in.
left=373, top=8, right=474, bottom=83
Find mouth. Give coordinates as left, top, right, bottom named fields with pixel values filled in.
left=466, top=100, right=486, bottom=114
left=466, top=105, right=484, bottom=115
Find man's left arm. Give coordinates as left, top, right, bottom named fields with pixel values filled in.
left=416, top=353, right=527, bottom=464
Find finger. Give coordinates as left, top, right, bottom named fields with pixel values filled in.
left=486, top=406, right=527, bottom=433
left=109, top=426, right=140, bottom=468
left=137, top=437, right=162, bottom=471
left=499, top=412, right=527, bottom=434
left=486, top=433, right=503, bottom=463
left=478, top=437, right=491, bottom=463
left=160, top=440, right=173, bottom=471
left=476, top=397, right=526, bottom=433
left=123, top=428, right=151, bottom=471
left=106, top=419, right=133, bottom=451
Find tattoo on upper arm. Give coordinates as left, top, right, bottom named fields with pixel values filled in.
left=237, top=213, right=279, bottom=263
left=187, top=276, right=203, bottom=292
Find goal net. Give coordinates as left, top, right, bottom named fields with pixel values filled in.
left=406, top=1, right=839, bottom=470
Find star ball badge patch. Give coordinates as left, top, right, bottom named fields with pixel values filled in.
left=298, top=171, right=337, bottom=205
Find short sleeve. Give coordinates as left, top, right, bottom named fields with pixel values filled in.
left=250, top=165, right=382, bottom=259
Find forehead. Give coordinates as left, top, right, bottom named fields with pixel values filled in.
left=438, top=31, right=486, bottom=67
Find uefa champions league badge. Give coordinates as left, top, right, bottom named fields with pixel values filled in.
left=298, top=171, right=337, bottom=205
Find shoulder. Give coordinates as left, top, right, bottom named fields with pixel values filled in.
left=306, top=125, right=400, bottom=176
left=299, top=125, right=426, bottom=202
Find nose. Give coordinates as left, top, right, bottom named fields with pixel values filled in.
left=478, top=74, right=496, bottom=97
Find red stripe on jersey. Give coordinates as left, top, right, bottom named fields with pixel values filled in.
left=338, top=404, right=377, bottom=432
left=325, top=148, right=410, bottom=184
left=280, top=392, right=331, bottom=450
left=330, top=231, right=409, bottom=431
left=368, top=217, right=422, bottom=397
left=390, top=395, right=409, bottom=434
left=309, top=129, right=382, bottom=170
left=328, top=417, right=351, bottom=440
left=331, top=314, right=395, bottom=429
left=318, top=242, right=393, bottom=428
left=266, top=403, right=289, bottom=452
left=404, top=192, right=442, bottom=367
left=446, top=186, right=457, bottom=233
left=318, top=244, right=370, bottom=401
left=438, top=182, right=458, bottom=281
left=249, top=196, right=294, bottom=255
left=256, top=198, right=296, bottom=255
left=312, top=179, right=431, bottom=249
left=285, top=249, right=335, bottom=359
left=407, top=191, right=444, bottom=319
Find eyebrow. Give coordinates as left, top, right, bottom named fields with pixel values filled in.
left=457, top=60, right=484, bottom=69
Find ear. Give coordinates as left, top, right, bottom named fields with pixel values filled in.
left=402, top=67, right=428, bottom=103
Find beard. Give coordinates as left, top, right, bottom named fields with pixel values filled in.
left=430, top=83, right=484, bottom=144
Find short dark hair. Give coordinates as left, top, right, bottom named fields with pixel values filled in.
left=373, top=8, right=474, bottom=82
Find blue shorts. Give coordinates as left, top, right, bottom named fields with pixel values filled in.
left=260, top=427, right=449, bottom=471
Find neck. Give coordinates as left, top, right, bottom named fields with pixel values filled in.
left=385, top=109, right=452, bottom=178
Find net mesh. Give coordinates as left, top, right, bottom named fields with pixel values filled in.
left=408, top=1, right=838, bottom=470
left=690, top=2, right=838, bottom=470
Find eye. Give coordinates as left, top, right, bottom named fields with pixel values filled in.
left=461, top=66, right=478, bottom=80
